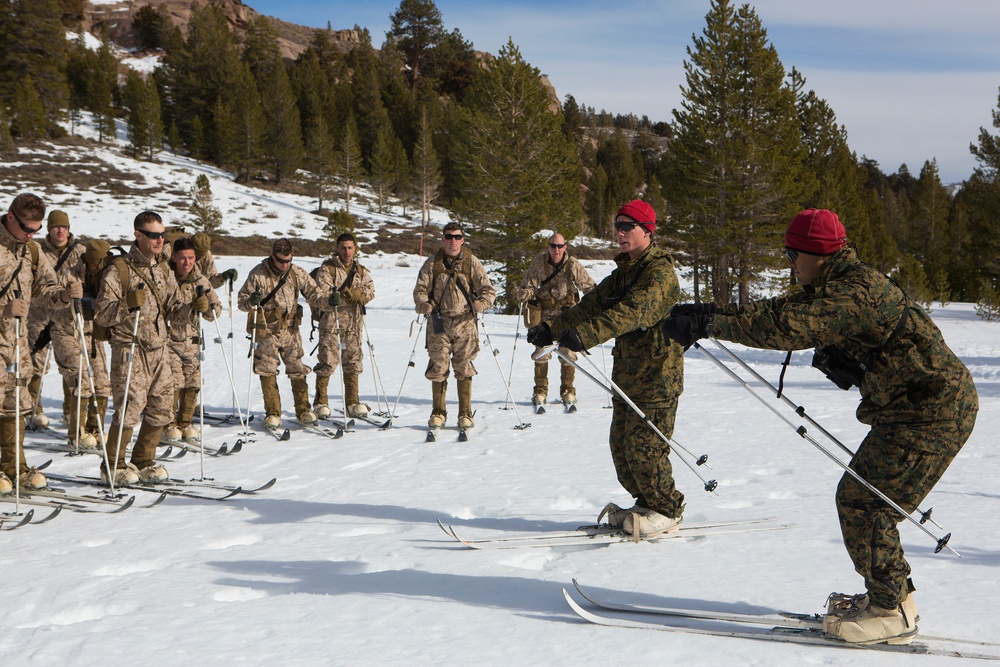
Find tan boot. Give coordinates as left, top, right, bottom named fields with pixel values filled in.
left=66, top=398, right=98, bottom=448
left=313, top=374, right=331, bottom=417
left=0, top=416, right=48, bottom=489
left=27, top=375, right=42, bottom=414
left=176, top=388, right=200, bottom=442
left=103, top=423, right=135, bottom=476
left=533, top=362, right=548, bottom=405
left=344, top=373, right=369, bottom=417
left=87, top=396, right=109, bottom=441
left=428, top=379, right=447, bottom=428
left=560, top=363, right=576, bottom=405
left=824, top=594, right=918, bottom=645
left=260, top=375, right=282, bottom=428
left=457, top=378, right=474, bottom=429
left=291, top=377, right=317, bottom=425
left=131, top=420, right=166, bottom=475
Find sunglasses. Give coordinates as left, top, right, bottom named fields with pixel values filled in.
left=548, top=243, right=566, bottom=249
left=443, top=233, right=464, bottom=241
left=614, top=221, right=639, bottom=233
left=10, top=208, right=42, bottom=235
left=271, top=254, right=292, bottom=265
left=137, top=229, right=166, bottom=240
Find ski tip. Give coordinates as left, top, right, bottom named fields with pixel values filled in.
left=458, top=430, right=469, bottom=442
left=426, top=431, right=437, bottom=442
left=279, top=429, right=291, bottom=441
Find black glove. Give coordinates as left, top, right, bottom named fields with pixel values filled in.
left=328, top=291, right=342, bottom=307
left=526, top=322, right=553, bottom=347
left=558, top=327, right=585, bottom=352
left=248, top=290, right=263, bottom=307
left=670, top=302, right=716, bottom=317
left=662, top=313, right=713, bottom=347
left=221, top=268, right=238, bottom=283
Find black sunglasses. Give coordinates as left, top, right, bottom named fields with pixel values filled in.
left=10, top=208, right=42, bottom=235
left=443, top=233, right=464, bottom=241
left=784, top=249, right=799, bottom=262
left=137, top=229, right=166, bottom=240
left=548, top=243, right=566, bottom=249
left=271, top=254, right=292, bottom=265
left=614, top=221, right=638, bottom=233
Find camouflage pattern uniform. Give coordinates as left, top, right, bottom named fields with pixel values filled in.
left=520, top=250, right=596, bottom=397
left=27, top=234, right=87, bottom=420
left=712, top=245, right=978, bottom=609
left=237, top=259, right=321, bottom=379
left=312, top=255, right=375, bottom=378
left=197, top=249, right=228, bottom=290
left=0, top=221, right=71, bottom=477
left=413, top=249, right=496, bottom=383
left=547, top=244, right=685, bottom=518
left=96, top=245, right=183, bottom=469
left=168, top=263, right=221, bottom=391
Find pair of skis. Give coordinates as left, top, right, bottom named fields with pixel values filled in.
left=44, top=472, right=275, bottom=502
left=534, top=400, right=577, bottom=415
left=563, top=579, right=1000, bottom=660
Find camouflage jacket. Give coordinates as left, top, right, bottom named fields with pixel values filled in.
left=170, top=263, right=221, bottom=343
left=519, top=251, right=596, bottom=316
left=413, top=249, right=496, bottom=319
left=237, top=259, right=322, bottom=331
left=95, top=244, right=182, bottom=350
left=197, top=250, right=228, bottom=290
left=28, top=233, right=86, bottom=333
left=313, top=256, right=375, bottom=331
left=713, top=246, right=978, bottom=426
left=548, top=244, right=684, bottom=405
left=0, top=218, right=68, bottom=344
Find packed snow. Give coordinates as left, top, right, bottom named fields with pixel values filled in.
left=1, top=128, right=998, bottom=666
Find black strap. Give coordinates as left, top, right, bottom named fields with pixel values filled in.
left=537, top=258, right=567, bottom=290
left=429, top=258, right=457, bottom=311
left=53, top=240, right=79, bottom=273
left=0, top=257, right=24, bottom=302
left=776, top=350, right=793, bottom=398
left=446, top=255, right=478, bottom=313
left=338, top=262, right=358, bottom=293
left=260, top=268, right=292, bottom=308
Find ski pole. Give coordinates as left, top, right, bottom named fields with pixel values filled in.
left=110, top=300, right=144, bottom=489
left=362, top=316, right=390, bottom=417
left=501, top=300, right=524, bottom=411
left=245, top=305, right=259, bottom=421
left=600, top=342, right=612, bottom=409
left=74, top=304, right=115, bottom=487
left=198, top=327, right=206, bottom=480
left=73, top=299, right=85, bottom=454
left=388, top=315, right=425, bottom=424
left=228, top=276, right=237, bottom=419
left=537, top=345, right=717, bottom=492
left=709, top=338, right=943, bottom=528
left=12, top=291, right=23, bottom=511
left=479, top=316, right=529, bottom=430
left=212, top=315, right=248, bottom=436
left=692, top=341, right=959, bottom=556
left=333, top=305, right=349, bottom=428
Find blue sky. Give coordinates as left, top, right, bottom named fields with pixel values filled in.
left=247, top=0, right=1000, bottom=183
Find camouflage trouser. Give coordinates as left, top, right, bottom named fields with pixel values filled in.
left=609, top=396, right=685, bottom=518
left=314, top=320, right=364, bottom=377
left=49, top=322, right=96, bottom=399
left=109, top=343, right=174, bottom=428
left=168, top=338, right=201, bottom=390
left=0, top=335, right=33, bottom=416
left=28, top=317, right=49, bottom=376
left=253, top=326, right=311, bottom=379
left=836, top=409, right=977, bottom=608
left=88, top=338, right=111, bottom=397
left=424, top=314, right=479, bottom=382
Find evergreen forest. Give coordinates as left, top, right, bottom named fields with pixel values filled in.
left=1, top=0, right=999, bottom=316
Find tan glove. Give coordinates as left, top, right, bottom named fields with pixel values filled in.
left=61, top=280, right=84, bottom=303
left=193, top=294, right=210, bottom=313
left=516, top=288, right=531, bottom=302
left=3, top=298, right=28, bottom=319
left=343, top=287, right=364, bottom=304
left=126, top=289, right=147, bottom=311
left=416, top=302, right=433, bottom=315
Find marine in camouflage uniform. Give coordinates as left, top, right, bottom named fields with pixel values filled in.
left=312, top=233, right=375, bottom=418
left=25, top=210, right=92, bottom=443
left=534, top=201, right=686, bottom=537
left=237, top=238, right=323, bottom=427
left=165, top=237, right=221, bottom=443
left=79, top=240, right=114, bottom=444
left=664, top=209, right=977, bottom=644
left=517, top=233, right=596, bottom=406
left=95, top=211, right=191, bottom=485
left=1, top=194, right=78, bottom=490
left=413, top=223, right=496, bottom=429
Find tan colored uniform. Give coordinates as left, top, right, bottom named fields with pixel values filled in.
left=168, top=264, right=221, bottom=390
left=197, top=250, right=229, bottom=290
left=413, top=249, right=496, bottom=382
left=95, top=245, right=182, bottom=429
left=237, top=259, right=322, bottom=379
left=0, top=220, right=67, bottom=477
left=312, top=256, right=375, bottom=377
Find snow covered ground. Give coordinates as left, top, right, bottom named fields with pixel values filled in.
left=2, top=132, right=999, bottom=665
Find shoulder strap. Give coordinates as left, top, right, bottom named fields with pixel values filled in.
left=338, top=262, right=358, bottom=292
left=449, top=255, right=478, bottom=313
left=260, top=268, right=292, bottom=307
left=28, top=240, right=39, bottom=273
left=53, top=240, right=79, bottom=273
left=538, top=258, right=567, bottom=290
left=0, top=254, right=25, bottom=301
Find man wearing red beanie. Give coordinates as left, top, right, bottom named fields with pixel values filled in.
left=527, top=199, right=687, bottom=538
left=662, top=208, right=978, bottom=646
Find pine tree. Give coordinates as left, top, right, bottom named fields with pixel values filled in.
left=9, top=76, right=46, bottom=142
left=412, top=107, right=442, bottom=230
left=230, top=64, right=266, bottom=183
left=668, top=0, right=805, bottom=305
left=370, top=121, right=399, bottom=214
left=123, top=71, right=163, bottom=161
left=190, top=174, right=223, bottom=234
left=337, top=113, right=366, bottom=215
left=452, top=39, right=583, bottom=311
left=388, top=0, right=445, bottom=85
left=0, top=106, right=15, bottom=154
left=305, top=113, right=336, bottom=213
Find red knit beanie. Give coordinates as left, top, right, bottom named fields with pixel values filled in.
left=785, top=209, right=846, bottom=255
left=616, top=200, right=656, bottom=235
